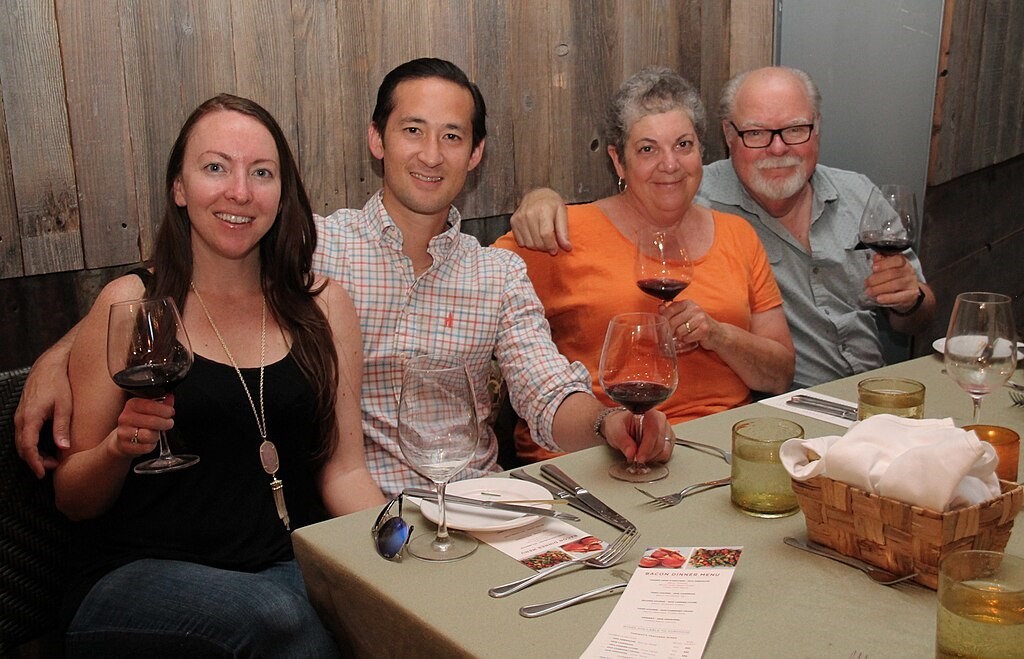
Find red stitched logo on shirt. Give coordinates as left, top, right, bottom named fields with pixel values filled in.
left=444, top=312, right=454, bottom=328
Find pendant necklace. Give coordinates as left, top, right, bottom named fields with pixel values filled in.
left=191, top=282, right=291, bottom=531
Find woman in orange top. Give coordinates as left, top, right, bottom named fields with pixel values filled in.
left=494, top=67, right=794, bottom=462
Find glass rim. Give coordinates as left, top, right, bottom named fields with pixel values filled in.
left=955, top=291, right=1012, bottom=304
left=608, top=311, right=669, bottom=326
left=856, top=376, right=925, bottom=394
left=731, top=417, right=804, bottom=441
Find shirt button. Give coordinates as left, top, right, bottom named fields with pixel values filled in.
left=824, top=309, right=830, bottom=316
left=812, top=267, right=819, bottom=275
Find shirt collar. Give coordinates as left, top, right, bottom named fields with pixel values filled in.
left=363, top=190, right=463, bottom=254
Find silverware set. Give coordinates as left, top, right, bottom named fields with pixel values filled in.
left=489, top=526, right=639, bottom=599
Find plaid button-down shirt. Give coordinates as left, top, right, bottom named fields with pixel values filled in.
left=314, top=192, right=591, bottom=496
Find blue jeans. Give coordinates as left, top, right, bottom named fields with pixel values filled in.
left=66, top=558, right=343, bottom=658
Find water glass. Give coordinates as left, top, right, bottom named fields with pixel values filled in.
left=964, top=425, right=1020, bottom=482
left=856, top=376, right=925, bottom=420
left=730, top=418, right=803, bottom=518
left=936, top=550, right=1024, bottom=658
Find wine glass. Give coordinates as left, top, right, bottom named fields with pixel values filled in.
left=397, top=354, right=481, bottom=562
left=635, top=226, right=694, bottom=302
left=107, top=297, right=198, bottom=474
left=859, top=184, right=916, bottom=306
left=599, top=312, right=678, bottom=483
left=944, top=292, right=1018, bottom=424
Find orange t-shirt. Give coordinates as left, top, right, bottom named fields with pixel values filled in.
left=492, top=203, right=783, bottom=462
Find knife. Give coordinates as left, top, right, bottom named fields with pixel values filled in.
left=404, top=488, right=580, bottom=522
left=786, top=394, right=859, bottom=421
left=539, top=465, right=636, bottom=532
left=509, top=469, right=599, bottom=518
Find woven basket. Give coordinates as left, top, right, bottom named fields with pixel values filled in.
left=791, top=476, right=1024, bottom=589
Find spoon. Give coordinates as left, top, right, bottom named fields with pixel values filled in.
left=784, top=537, right=919, bottom=586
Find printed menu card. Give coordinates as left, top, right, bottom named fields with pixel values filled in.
left=581, top=546, right=742, bottom=658
left=473, top=519, right=608, bottom=571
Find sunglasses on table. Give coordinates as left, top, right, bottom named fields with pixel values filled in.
left=371, top=494, right=413, bottom=560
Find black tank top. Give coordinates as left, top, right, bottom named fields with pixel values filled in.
left=63, top=352, right=326, bottom=624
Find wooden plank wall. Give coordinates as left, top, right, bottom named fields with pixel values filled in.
left=918, top=0, right=1024, bottom=352
left=0, top=0, right=776, bottom=370
left=929, top=0, right=1024, bottom=184
left=0, top=0, right=772, bottom=281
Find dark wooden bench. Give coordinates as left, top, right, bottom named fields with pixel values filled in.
left=0, top=367, right=70, bottom=657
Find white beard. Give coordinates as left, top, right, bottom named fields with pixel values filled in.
left=748, top=156, right=809, bottom=201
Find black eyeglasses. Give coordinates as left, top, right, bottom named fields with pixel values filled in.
left=729, top=121, right=815, bottom=148
left=371, top=495, right=413, bottom=560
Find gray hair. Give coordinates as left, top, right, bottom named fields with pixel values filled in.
left=604, top=66, right=706, bottom=157
left=718, top=66, right=821, bottom=120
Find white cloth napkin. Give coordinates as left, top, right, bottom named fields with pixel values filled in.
left=780, top=415, right=1002, bottom=511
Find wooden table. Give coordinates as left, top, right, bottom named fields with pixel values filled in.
left=293, top=355, right=1024, bottom=657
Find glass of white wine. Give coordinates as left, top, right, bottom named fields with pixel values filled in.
left=944, top=292, right=1017, bottom=424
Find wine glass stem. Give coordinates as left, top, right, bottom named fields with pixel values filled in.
left=153, top=397, right=175, bottom=460
left=971, top=395, right=983, bottom=424
left=631, top=413, right=646, bottom=471
left=155, top=431, right=175, bottom=461
left=434, top=481, right=451, bottom=546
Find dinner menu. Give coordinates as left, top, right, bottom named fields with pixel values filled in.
left=581, top=546, right=742, bottom=658
left=473, top=519, right=608, bottom=571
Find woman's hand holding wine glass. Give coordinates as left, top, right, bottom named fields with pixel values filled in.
left=107, top=297, right=198, bottom=474
left=397, top=354, right=481, bottom=562
left=600, top=313, right=678, bottom=483
left=944, top=292, right=1018, bottom=424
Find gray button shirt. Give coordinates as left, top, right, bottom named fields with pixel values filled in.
left=697, top=160, right=925, bottom=389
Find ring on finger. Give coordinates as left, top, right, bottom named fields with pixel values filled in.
left=131, top=428, right=140, bottom=445
left=684, top=321, right=693, bottom=334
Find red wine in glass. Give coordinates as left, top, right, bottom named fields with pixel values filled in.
left=859, top=232, right=912, bottom=257
left=111, top=362, right=191, bottom=399
left=636, top=278, right=690, bottom=302
left=599, top=313, right=678, bottom=483
left=107, top=297, right=199, bottom=474
left=605, top=381, right=674, bottom=413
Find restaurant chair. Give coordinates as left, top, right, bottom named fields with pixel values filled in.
left=0, top=367, right=71, bottom=657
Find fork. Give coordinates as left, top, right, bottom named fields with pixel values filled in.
left=674, top=437, right=732, bottom=464
left=636, top=477, right=732, bottom=508
left=487, top=527, right=638, bottom=598
left=1010, top=389, right=1024, bottom=406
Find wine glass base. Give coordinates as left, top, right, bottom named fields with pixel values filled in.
left=134, top=454, right=200, bottom=474
left=408, top=530, right=478, bottom=562
left=608, top=462, right=669, bottom=483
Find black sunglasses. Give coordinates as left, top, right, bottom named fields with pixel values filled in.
left=371, top=495, right=413, bottom=560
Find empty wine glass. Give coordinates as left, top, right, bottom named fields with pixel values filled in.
left=859, top=185, right=917, bottom=307
left=944, top=292, right=1017, bottom=424
left=107, top=297, right=198, bottom=474
left=397, top=354, right=481, bottom=562
left=635, top=226, right=696, bottom=353
left=599, top=313, right=678, bottom=483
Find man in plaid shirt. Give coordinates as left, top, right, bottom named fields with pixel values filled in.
left=314, top=58, right=673, bottom=497
left=16, top=58, right=673, bottom=503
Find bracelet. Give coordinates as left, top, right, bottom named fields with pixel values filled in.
left=889, top=287, right=925, bottom=317
left=593, top=406, right=627, bottom=442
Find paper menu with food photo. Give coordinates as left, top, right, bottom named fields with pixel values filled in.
left=582, top=546, right=742, bottom=659
left=472, top=518, right=607, bottom=571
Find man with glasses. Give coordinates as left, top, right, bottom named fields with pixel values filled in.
left=509, top=66, right=934, bottom=389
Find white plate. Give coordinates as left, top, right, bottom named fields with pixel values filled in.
left=414, top=478, right=552, bottom=532
left=933, top=337, right=1024, bottom=360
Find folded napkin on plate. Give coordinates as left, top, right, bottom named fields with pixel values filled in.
left=780, top=414, right=1001, bottom=511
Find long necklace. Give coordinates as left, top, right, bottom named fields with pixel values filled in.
left=191, top=282, right=290, bottom=531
